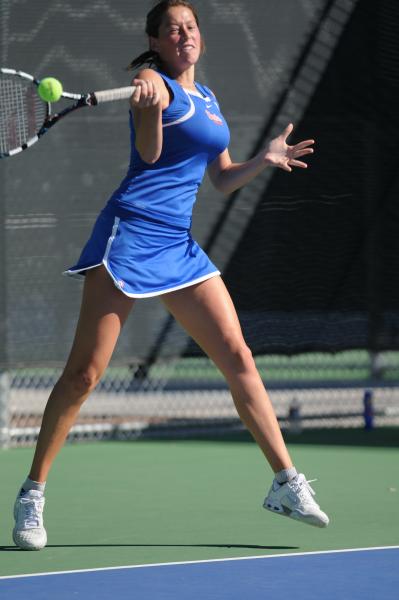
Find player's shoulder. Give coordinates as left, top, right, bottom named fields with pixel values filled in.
left=132, top=68, right=165, bottom=85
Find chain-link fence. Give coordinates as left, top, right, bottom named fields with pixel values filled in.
left=1, top=0, right=399, bottom=447
left=2, top=351, right=399, bottom=447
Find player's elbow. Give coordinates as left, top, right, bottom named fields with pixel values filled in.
left=218, top=182, right=237, bottom=195
left=141, top=152, right=161, bottom=165
left=136, top=144, right=161, bottom=164
left=211, top=175, right=236, bottom=195
left=208, top=157, right=235, bottom=195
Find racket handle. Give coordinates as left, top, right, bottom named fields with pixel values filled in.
left=92, top=86, right=136, bottom=104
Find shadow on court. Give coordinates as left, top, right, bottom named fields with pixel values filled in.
left=158, top=427, right=399, bottom=448
left=280, top=427, right=399, bottom=448
left=0, top=543, right=298, bottom=552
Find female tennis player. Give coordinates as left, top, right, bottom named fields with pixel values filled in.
left=13, top=0, right=329, bottom=550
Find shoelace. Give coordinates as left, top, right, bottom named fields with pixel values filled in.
left=291, top=476, right=318, bottom=503
left=19, top=497, right=43, bottom=528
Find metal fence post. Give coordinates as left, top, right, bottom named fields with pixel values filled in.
left=0, top=370, right=10, bottom=448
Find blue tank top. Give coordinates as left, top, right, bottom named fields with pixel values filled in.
left=107, top=71, right=230, bottom=223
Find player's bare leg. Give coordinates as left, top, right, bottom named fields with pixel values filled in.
left=162, top=275, right=292, bottom=472
left=29, top=266, right=135, bottom=483
left=13, top=266, right=135, bottom=550
left=162, top=276, right=329, bottom=527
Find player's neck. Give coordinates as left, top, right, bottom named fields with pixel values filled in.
left=169, top=66, right=196, bottom=90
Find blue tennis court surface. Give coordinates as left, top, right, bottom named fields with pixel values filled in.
left=1, top=547, right=398, bottom=600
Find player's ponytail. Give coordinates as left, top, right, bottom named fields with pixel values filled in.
left=126, top=0, right=204, bottom=72
left=126, top=50, right=161, bottom=72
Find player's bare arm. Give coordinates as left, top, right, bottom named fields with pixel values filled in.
left=131, top=68, right=170, bottom=164
left=208, top=123, right=315, bottom=195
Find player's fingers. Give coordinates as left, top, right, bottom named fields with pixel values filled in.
left=144, top=80, right=154, bottom=104
left=132, top=79, right=148, bottom=92
left=133, top=79, right=151, bottom=106
left=142, top=81, right=160, bottom=107
left=152, top=90, right=161, bottom=106
left=282, top=123, right=294, bottom=141
left=289, top=159, right=308, bottom=168
left=140, top=80, right=150, bottom=100
left=149, top=82, right=160, bottom=106
left=293, top=148, right=314, bottom=158
left=141, top=91, right=150, bottom=107
left=277, top=159, right=292, bottom=172
left=132, top=84, right=142, bottom=104
left=131, top=78, right=161, bottom=107
left=294, top=139, right=315, bottom=150
left=146, top=82, right=161, bottom=106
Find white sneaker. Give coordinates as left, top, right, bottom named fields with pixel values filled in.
left=13, top=489, right=47, bottom=550
left=263, top=473, right=329, bottom=528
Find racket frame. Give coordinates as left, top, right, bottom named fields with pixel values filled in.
left=0, top=67, right=135, bottom=158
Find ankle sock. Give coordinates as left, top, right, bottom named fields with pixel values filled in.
left=21, top=477, right=46, bottom=495
left=275, top=467, right=298, bottom=484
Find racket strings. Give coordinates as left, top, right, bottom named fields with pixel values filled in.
left=0, top=75, right=47, bottom=153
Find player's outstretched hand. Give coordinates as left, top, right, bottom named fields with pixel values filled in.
left=264, top=123, right=315, bottom=172
left=131, top=78, right=162, bottom=109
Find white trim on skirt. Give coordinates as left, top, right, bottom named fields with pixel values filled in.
left=64, top=263, right=221, bottom=298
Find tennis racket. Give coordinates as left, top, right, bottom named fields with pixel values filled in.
left=0, top=67, right=136, bottom=158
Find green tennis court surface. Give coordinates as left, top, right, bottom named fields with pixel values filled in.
left=1, top=434, right=398, bottom=577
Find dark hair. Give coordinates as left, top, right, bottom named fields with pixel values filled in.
left=126, top=0, right=203, bottom=72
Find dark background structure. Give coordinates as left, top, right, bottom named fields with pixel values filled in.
left=1, top=0, right=398, bottom=368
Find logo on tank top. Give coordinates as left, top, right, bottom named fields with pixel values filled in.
left=205, top=109, right=223, bottom=126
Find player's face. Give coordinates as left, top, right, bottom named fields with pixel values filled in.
left=151, top=6, right=202, bottom=72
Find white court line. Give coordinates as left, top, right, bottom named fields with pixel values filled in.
left=1, top=545, right=399, bottom=581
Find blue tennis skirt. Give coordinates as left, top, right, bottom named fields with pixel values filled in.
left=64, top=204, right=220, bottom=298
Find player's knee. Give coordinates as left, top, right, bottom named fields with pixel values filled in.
left=223, top=341, right=255, bottom=377
left=62, top=365, right=102, bottom=398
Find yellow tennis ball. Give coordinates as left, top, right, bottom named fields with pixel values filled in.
left=38, top=77, right=63, bottom=102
